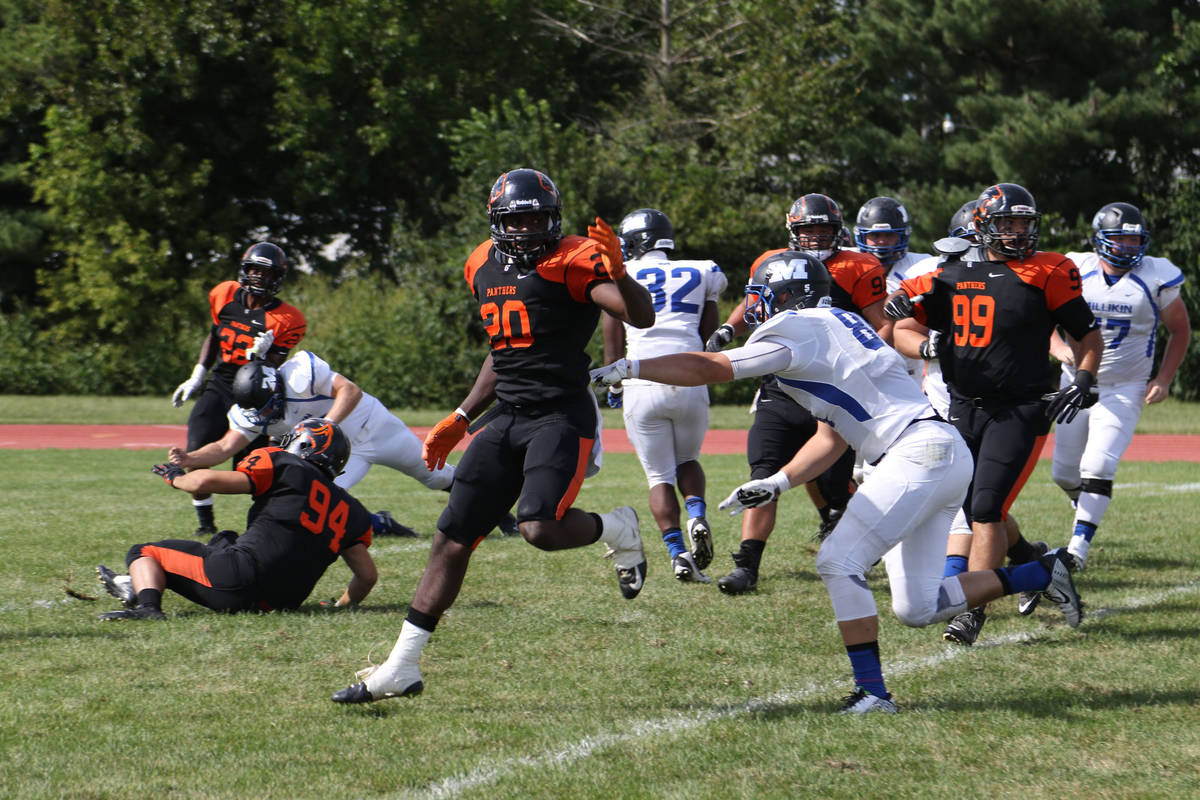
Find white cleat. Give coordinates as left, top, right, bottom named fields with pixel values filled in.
left=1066, top=535, right=1090, bottom=571
left=1040, top=548, right=1084, bottom=628
left=839, top=687, right=898, bottom=714
left=672, top=551, right=711, bottom=584
left=686, top=516, right=714, bottom=571
left=599, top=506, right=646, bottom=599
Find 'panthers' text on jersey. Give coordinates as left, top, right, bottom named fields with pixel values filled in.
left=227, top=351, right=391, bottom=446
left=208, top=281, right=307, bottom=380
left=623, top=251, right=727, bottom=369
left=1063, top=252, right=1185, bottom=385
left=465, top=236, right=609, bottom=404
left=234, top=448, right=373, bottom=609
left=743, top=307, right=935, bottom=464
left=901, top=251, right=1097, bottom=400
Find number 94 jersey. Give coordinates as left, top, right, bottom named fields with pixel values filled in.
left=623, top=251, right=727, bottom=363
left=1064, top=252, right=1185, bottom=385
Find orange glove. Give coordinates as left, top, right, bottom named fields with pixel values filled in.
left=587, top=216, right=626, bottom=280
left=422, top=410, right=469, bottom=470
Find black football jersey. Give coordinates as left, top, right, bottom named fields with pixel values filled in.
left=464, top=236, right=608, bottom=405
left=207, top=281, right=307, bottom=382
left=903, top=252, right=1097, bottom=399
left=233, top=448, right=372, bottom=609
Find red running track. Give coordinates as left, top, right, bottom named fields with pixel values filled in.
left=0, top=424, right=1197, bottom=461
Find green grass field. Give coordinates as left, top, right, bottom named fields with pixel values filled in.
left=2, top=400, right=1198, bottom=799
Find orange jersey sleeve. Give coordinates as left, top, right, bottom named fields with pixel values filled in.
left=464, top=240, right=494, bottom=292
left=236, top=447, right=283, bottom=496
left=748, top=248, right=789, bottom=275
left=828, top=250, right=887, bottom=309
left=208, top=281, right=241, bottom=325
left=538, top=235, right=607, bottom=302
left=264, top=301, right=306, bottom=349
left=1010, top=252, right=1083, bottom=311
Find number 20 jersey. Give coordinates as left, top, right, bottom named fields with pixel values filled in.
left=464, top=236, right=609, bottom=405
left=1063, top=252, right=1185, bottom=385
left=900, top=251, right=1097, bottom=400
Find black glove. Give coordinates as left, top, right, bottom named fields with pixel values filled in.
left=1046, top=369, right=1095, bottom=424
left=883, top=292, right=921, bottom=321
left=152, top=463, right=186, bottom=486
left=918, top=333, right=939, bottom=361
left=705, top=324, right=735, bottom=352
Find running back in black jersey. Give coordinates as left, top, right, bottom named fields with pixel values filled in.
left=235, top=447, right=373, bottom=609
left=464, top=235, right=608, bottom=405
left=207, top=281, right=307, bottom=382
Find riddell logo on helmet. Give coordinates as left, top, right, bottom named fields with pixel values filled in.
left=1010, top=204, right=1036, bottom=214
left=246, top=255, right=274, bottom=266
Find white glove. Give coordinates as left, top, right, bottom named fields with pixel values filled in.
left=718, top=471, right=791, bottom=515
left=245, top=329, right=275, bottom=360
left=171, top=364, right=208, bottom=407
left=589, top=358, right=637, bottom=387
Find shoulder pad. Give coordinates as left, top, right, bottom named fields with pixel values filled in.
left=932, top=237, right=971, bottom=257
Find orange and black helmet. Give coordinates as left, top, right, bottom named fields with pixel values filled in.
left=280, top=418, right=350, bottom=477
left=974, top=184, right=1040, bottom=259
left=487, top=168, right=563, bottom=269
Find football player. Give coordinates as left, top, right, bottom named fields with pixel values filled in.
left=1046, top=202, right=1190, bottom=572
left=331, top=168, right=654, bottom=703
left=887, top=183, right=1103, bottom=645
left=97, top=419, right=376, bottom=619
left=703, top=193, right=888, bottom=593
left=591, top=253, right=1084, bottom=713
left=169, top=242, right=307, bottom=536
left=603, top=207, right=727, bottom=582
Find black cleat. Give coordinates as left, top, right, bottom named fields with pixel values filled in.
left=942, top=606, right=986, bottom=645
left=195, top=524, right=218, bottom=537
left=371, top=510, right=419, bottom=538
left=99, top=606, right=166, bottom=621
left=717, top=551, right=758, bottom=595
left=497, top=512, right=519, bottom=537
left=815, top=507, right=845, bottom=543
left=332, top=664, right=424, bottom=704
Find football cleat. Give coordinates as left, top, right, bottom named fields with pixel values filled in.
left=717, top=551, right=758, bottom=595
left=99, top=606, right=166, bottom=621
left=332, top=663, right=424, bottom=704
left=599, top=506, right=646, bottom=599
left=942, top=607, right=986, bottom=645
left=672, top=551, right=711, bottom=584
left=686, top=516, right=714, bottom=570
left=371, top=510, right=419, bottom=538
left=839, top=687, right=898, bottom=714
left=1017, top=590, right=1041, bottom=616
left=1066, top=535, right=1090, bottom=571
left=195, top=524, right=218, bottom=537
left=815, top=507, right=844, bottom=542
left=497, top=512, right=520, bottom=537
left=96, top=564, right=135, bottom=608
left=1040, top=548, right=1084, bottom=627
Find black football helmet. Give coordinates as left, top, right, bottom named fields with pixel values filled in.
left=279, top=418, right=350, bottom=478
left=1092, top=202, right=1150, bottom=270
left=487, top=168, right=563, bottom=269
left=617, top=208, right=675, bottom=259
left=854, top=196, right=911, bottom=264
left=238, top=242, right=287, bottom=298
left=786, top=194, right=843, bottom=261
left=743, top=251, right=832, bottom=327
left=232, top=361, right=286, bottom=426
left=974, top=183, right=1041, bottom=259
left=949, top=200, right=980, bottom=241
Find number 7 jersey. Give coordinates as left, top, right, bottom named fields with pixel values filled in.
left=1064, top=252, right=1185, bottom=385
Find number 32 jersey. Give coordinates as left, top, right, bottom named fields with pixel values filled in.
left=1063, top=252, right=1185, bottom=385
left=900, top=251, right=1097, bottom=400
left=622, top=250, right=727, bottom=363
left=465, top=237, right=610, bottom=405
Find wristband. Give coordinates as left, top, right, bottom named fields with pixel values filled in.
left=628, top=359, right=640, bottom=380
left=767, top=470, right=792, bottom=497
left=454, top=407, right=470, bottom=422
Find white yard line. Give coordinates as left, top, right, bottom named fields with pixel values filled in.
left=401, top=581, right=1200, bottom=800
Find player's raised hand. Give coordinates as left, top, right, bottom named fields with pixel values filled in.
left=422, top=410, right=469, bottom=470
left=587, top=217, right=626, bottom=280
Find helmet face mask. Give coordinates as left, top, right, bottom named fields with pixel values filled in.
left=744, top=252, right=832, bottom=326
left=974, top=183, right=1041, bottom=259
left=786, top=194, right=843, bottom=262
left=232, top=362, right=286, bottom=426
left=488, top=169, right=563, bottom=269
left=854, top=197, right=911, bottom=264
left=949, top=200, right=980, bottom=242
left=238, top=243, right=287, bottom=298
left=1091, top=202, right=1150, bottom=270
left=617, top=208, right=675, bottom=260
left=278, top=418, right=350, bottom=478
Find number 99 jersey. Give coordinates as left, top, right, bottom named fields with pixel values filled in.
left=1063, top=252, right=1185, bottom=385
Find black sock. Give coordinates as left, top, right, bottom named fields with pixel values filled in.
left=1006, top=535, right=1038, bottom=564
left=738, top=539, right=766, bottom=572
left=196, top=505, right=215, bottom=528
left=589, top=512, right=604, bottom=544
left=135, top=588, right=162, bottom=610
left=406, top=606, right=439, bottom=634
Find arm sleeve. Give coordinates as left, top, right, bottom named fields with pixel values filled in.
left=727, top=339, right=796, bottom=380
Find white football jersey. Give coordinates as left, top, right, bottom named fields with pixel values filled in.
left=227, top=351, right=389, bottom=446
left=882, top=250, right=933, bottom=293
left=623, top=251, right=727, bottom=375
left=743, top=307, right=935, bottom=464
left=1064, top=252, right=1185, bottom=385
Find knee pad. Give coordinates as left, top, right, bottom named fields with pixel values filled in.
left=1079, top=477, right=1113, bottom=497
left=892, top=577, right=968, bottom=628
left=1051, top=469, right=1081, bottom=496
